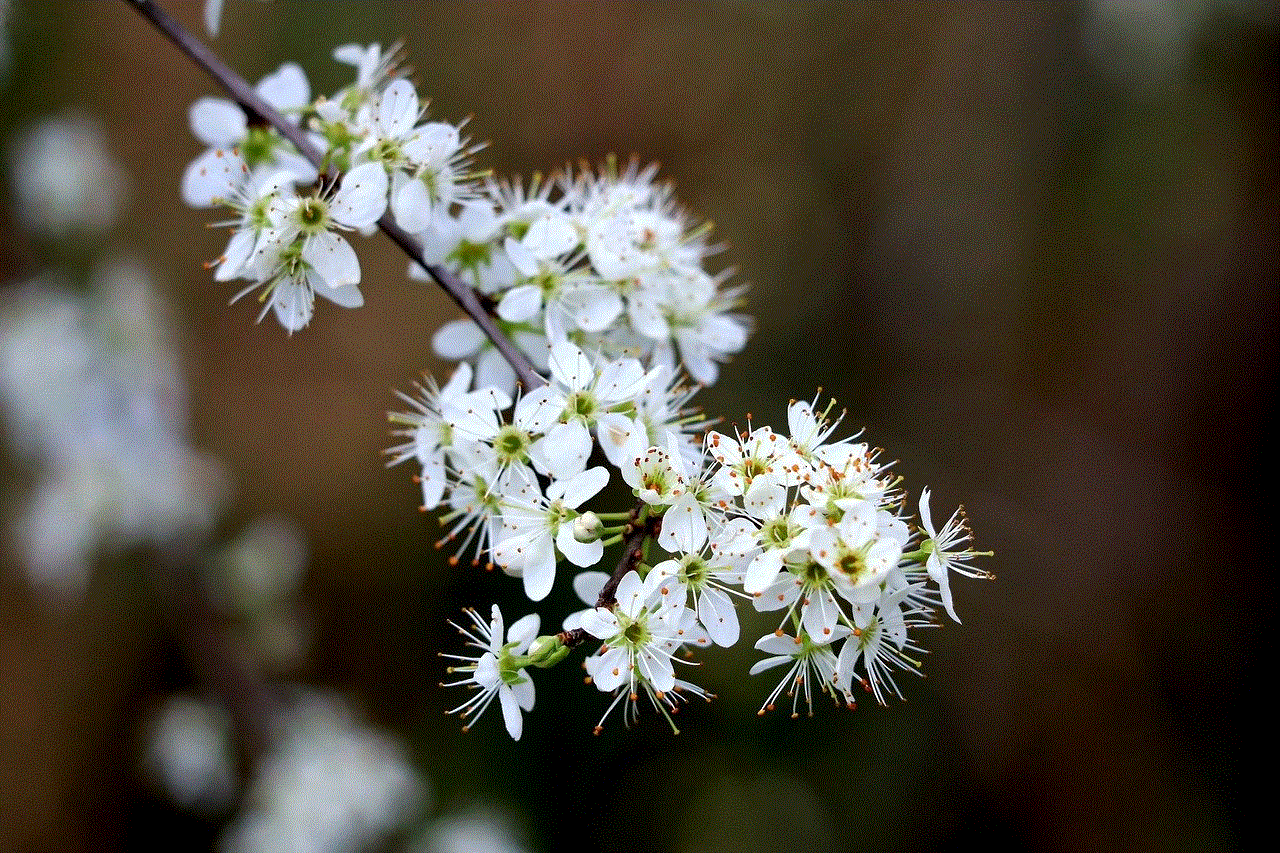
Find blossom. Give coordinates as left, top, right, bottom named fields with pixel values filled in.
left=581, top=570, right=710, bottom=732
left=386, top=362, right=475, bottom=510
left=491, top=467, right=611, bottom=601
left=232, top=162, right=388, bottom=331
left=750, top=629, right=854, bottom=717
left=917, top=488, right=992, bottom=623
left=182, top=63, right=315, bottom=207
left=442, top=605, right=540, bottom=739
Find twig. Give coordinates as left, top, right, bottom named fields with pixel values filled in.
left=122, top=0, right=544, bottom=391
left=124, top=0, right=656, bottom=641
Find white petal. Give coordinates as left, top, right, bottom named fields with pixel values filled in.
left=595, top=358, right=647, bottom=405
left=315, top=279, right=364, bottom=308
left=636, top=649, right=676, bottom=693
left=553, top=465, right=610, bottom=509
left=929, top=552, right=961, bottom=623
left=524, top=213, right=578, bottom=258
left=802, top=586, right=841, bottom=644
left=657, top=491, right=706, bottom=555
left=580, top=608, right=619, bottom=641
left=504, top=236, right=540, bottom=279
left=302, top=231, right=361, bottom=287
left=377, top=79, right=419, bottom=138
left=571, top=288, right=623, bottom=333
left=418, top=458, right=446, bottom=509
left=476, top=349, right=517, bottom=398
left=743, top=548, right=784, bottom=595
left=189, top=98, right=246, bottom=148
left=203, top=0, right=224, bottom=37
left=590, top=646, right=629, bottom=691
left=698, top=588, right=739, bottom=647
left=508, top=613, right=541, bottom=650
left=749, top=655, right=793, bottom=676
left=331, top=162, right=388, bottom=227
left=497, top=284, right=544, bottom=323
left=498, top=685, right=523, bottom=740
left=255, top=63, right=311, bottom=112
left=432, top=319, right=485, bottom=359
left=393, top=178, right=433, bottom=233
left=515, top=386, right=563, bottom=433
left=521, top=542, right=557, bottom=602
left=596, top=413, right=641, bottom=468
left=213, top=228, right=256, bottom=281
left=557, top=525, right=603, bottom=568
left=538, top=421, right=592, bottom=481
left=573, top=571, right=610, bottom=606
left=181, top=148, right=245, bottom=207
left=270, top=281, right=313, bottom=332
left=402, top=122, right=461, bottom=166
left=547, top=340, right=593, bottom=391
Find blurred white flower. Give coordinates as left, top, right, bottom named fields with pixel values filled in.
left=220, top=691, right=426, bottom=853
left=415, top=804, right=531, bottom=853
left=0, top=264, right=226, bottom=602
left=8, top=113, right=127, bottom=237
left=146, top=695, right=235, bottom=812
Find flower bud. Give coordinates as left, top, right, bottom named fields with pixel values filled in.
left=572, top=511, right=604, bottom=543
left=526, top=634, right=570, bottom=668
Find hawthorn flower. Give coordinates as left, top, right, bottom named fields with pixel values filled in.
left=442, top=605, right=539, bottom=739
left=652, top=543, right=746, bottom=647
left=750, top=628, right=854, bottom=717
left=234, top=162, right=388, bottom=331
left=621, top=436, right=691, bottom=508
left=491, top=467, right=610, bottom=602
left=385, top=362, right=475, bottom=510
left=917, top=488, right=992, bottom=623
left=182, top=63, right=316, bottom=207
left=836, top=584, right=928, bottom=705
left=581, top=570, right=710, bottom=731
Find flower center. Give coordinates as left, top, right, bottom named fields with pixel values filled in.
left=494, top=424, right=529, bottom=462
left=681, top=556, right=710, bottom=587
left=297, top=196, right=329, bottom=230
left=762, top=517, right=791, bottom=548
left=622, top=618, right=648, bottom=646
left=241, top=126, right=277, bottom=169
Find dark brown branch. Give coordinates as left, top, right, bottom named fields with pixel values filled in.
left=558, top=510, right=661, bottom=648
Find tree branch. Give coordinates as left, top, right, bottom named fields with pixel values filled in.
left=125, top=0, right=659, bottom=648
left=123, top=0, right=544, bottom=391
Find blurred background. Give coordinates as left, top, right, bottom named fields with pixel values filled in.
left=0, top=2, right=1272, bottom=851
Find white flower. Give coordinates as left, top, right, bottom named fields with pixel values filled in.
left=442, top=605, right=540, bottom=739
left=652, top=544, right=746, bottom=648
left=580, top=570, right=709, bottom=732
left=750, top=628, right=854, bottom=717
left=621, top=436, right=690, bottom=507
left=182, top=63, right=315, bottom=206
left=836, top=584, right=927, bottom=705
left=233, top=162, right=388, bottom=332
left=220, top=691, right=423, bottom=853
left=491, top=467, right=611, bottom=601
left=707, top=424, right=795, bottom=496
left=917, top=488, right=992, bottom=623
left=386, top=363, right=475, bottom=510
left=9, top=114, right=127, bottom=237
left=146, top=695, right=234, bottom=811
left=810, top=499, right=903, bottom=607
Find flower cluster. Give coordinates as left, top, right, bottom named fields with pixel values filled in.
left=394, top=359, right=991, bottom=734
left=176, top=40, right=990, bottom=740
